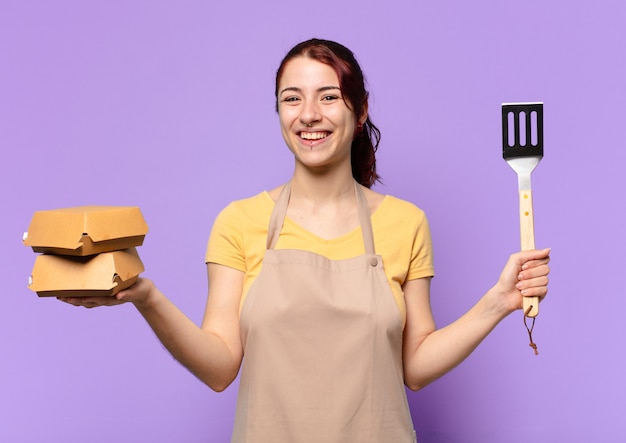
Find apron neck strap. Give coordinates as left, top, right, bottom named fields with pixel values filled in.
left=355, top=182, right=376, bottom=255
left=266, top=181, right=376, bottom=255
left=266, top=182, right=291, bottom=250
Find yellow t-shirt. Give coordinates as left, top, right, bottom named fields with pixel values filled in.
left=205, top=191, right=434, bottom=327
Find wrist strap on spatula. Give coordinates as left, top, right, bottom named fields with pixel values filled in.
left=524, top=306, right=539, bottom=355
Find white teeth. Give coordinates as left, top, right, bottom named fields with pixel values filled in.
left=300, top=132, right=328, bottom=140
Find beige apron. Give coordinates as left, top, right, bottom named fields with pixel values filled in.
left=232, top=181, right=417, bottom=443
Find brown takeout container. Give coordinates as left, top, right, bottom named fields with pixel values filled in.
left=23, top=206, right=148, bottom=256
left=28, top=248, right=145, bottom=297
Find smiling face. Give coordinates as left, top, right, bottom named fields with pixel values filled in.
left=277, top=56, right=364, bottom=174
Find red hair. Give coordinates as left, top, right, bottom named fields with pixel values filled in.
left=275, top=39, right=381, bottom=188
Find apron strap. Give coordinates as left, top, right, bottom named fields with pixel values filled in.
left=266, top=180, right=376, bottom=255
left=354, top=182, right=376, bottom=255
left=267, top=181, right=291, bottom=250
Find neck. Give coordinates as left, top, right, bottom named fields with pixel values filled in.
left=290, top=164, right=356, bottom=202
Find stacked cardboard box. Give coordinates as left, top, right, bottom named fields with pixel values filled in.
left=23, top=206, right=148, bottom=297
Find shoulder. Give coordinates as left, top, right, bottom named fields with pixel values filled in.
left=210, top=191, right=274, bottom=240
left=375, top=194, right=428, bottom=224
left=218, top=191, right=274, bottom=219
left=360, top=186, right=387, bottom=215
left=371, top=193, right=431, bottom=249
left=208, top=191, right=273, bottom=256
left=267, top=182, right=295, bottom=204
left=361, top=186, right=425, bottom=217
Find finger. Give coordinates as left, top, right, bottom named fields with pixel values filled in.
left=519, top=263, right=550, bottom=281
left=115, top=288, right=133, bottom=302
left=114, top=278, right=148, bottom=303
left=521, top=285, right=549, bottom=300
left=86, top=296, right=125, bottom=307
left=60, top=297, right=95, bottom=308
left=57, top=297, right=80, bottom=306
left=57, top=296, right=124, bottom=308
left=518, top=248, right=551, bottom=265
left=516, top=276, right=549, bottom=299
left=522, top=257, right=550, bottom=271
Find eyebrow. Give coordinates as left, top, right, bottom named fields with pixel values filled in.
left=279, top=85, right=341, bottom=97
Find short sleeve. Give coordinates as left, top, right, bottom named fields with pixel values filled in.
left=205, top=202, right=247, bottom=272
left=406, top=210, right=435, bottom=281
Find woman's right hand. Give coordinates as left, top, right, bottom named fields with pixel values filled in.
left=58, top=277, right=155, bottom=309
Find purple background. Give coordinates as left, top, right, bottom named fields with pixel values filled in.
left=1, top=1, right=624, bottom=442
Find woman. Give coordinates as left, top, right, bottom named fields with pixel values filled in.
left=61, top=39, right=551, bottom=442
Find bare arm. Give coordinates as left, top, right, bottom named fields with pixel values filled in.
left=402, top=248, right=550, bottom=391
left=59, top=263, right=244, bottom=392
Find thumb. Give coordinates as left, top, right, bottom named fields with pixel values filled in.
left=518, top=247, right=551, bottom=263
left=115, top=277, right=152, bottom=304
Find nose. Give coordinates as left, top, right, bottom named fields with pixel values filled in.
left=299, top=99, right=322, bottom=126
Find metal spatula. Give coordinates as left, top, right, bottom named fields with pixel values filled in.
left=502, top=102, right=543, bottom=318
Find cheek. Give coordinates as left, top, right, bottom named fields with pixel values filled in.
left=277, top=115, right=291, bottom=135
left=278, top=120, right=297, bottom=149
left=341, top=115, right=358, bottom=137
left=278, top=108, right=298, bottom=129
left=336, top=108, right=358, bottom=132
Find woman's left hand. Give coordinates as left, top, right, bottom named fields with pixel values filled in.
left=495, top=248, right=551, bottom=314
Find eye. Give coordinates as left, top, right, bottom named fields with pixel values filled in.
left=321, top=95, right=340, bottom=102
left=280, top=95, right=300, bottom=105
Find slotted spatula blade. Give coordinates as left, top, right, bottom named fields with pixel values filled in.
left=502, top=102, right=543, bottom=318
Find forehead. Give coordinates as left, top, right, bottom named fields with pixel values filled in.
left=278, top=57, right=339, bottom=89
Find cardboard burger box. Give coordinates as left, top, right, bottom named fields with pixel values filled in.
left=28, top=248, right=145, bottom=297
left=23, top=206, right=148, bottom=297
left=23, top=206, right=148, bottom=256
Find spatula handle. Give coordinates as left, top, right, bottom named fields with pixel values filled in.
left=519, top=189, right=539, bottom=317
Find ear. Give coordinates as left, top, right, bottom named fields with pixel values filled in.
left=358, top=99, right=369, bottom=126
